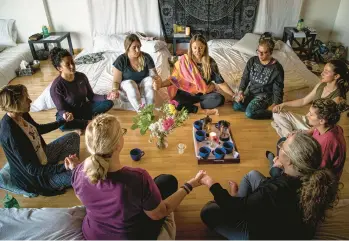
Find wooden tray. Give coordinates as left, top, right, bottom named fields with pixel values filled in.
left=193, top=123, right=240, bottom=164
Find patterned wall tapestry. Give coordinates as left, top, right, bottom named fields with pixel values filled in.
left=159, top=0, right=259, bottom=40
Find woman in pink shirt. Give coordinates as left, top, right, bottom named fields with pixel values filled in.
left=267, top=98, right=347, bottom=180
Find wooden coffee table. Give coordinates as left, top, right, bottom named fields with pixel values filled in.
left=193, top=123, right=240, bottom=164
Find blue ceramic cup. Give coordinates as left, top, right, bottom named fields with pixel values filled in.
left=193, top=120, right=203, bottom=130
left=199, top=146, right=211, bottom=159
left=212, top=147, right=226, bottom=159
left=195, top=130, right=206, bottom=142
left=222, top=141, right=234, bottom=154
left=130, top=148, right=145, bottom=161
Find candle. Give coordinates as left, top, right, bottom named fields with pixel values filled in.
left=209, top=132, right=217, bottom=140
left=185, top=26, right=190, bottom=36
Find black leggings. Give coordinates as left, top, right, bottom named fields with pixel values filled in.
left=174, top=89, right=225, bottom=113
left=137, top=174, right=178, bottom=240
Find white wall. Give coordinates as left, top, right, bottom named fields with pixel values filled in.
left=0, top=0, right=91, bottom=49
left=0, top=0, right=48, bottom=43
left=47, top=0, right=92, bottom=49
left=300, top=0, right=341, bottom=42
left=330, top=0, right=349, bottom=61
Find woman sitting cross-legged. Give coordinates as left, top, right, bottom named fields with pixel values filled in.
left=111, top=34, right=162, bottom=112
left=153, top=34, right=234, bottom=115
left=233, top=38, right=285, bottom=119
left=50, top=47, right=115, bottom=133
left=272, top=59, right=349, bottom=137
left=200, top=132, right=339, bottom=240
left=267, top=98, right=347, bottom=180
left=0, top=85, right=81, bottom=196
left=72, top=113, right=205, bottom=240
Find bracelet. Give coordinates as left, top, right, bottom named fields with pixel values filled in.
left=184, top=182, right=193, bottom=191
left=180, top=186, right=190, bottom=194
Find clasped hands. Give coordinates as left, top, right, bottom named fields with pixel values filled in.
left=64, top=153, right=81, bottom=170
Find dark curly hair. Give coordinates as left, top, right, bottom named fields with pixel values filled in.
left=49, top=47, right=71, bottom=70
left=312, top=98, right=347, bottom=126
left=258, top=38, right=275, bottom=53
left=328, top=60, right=349, bottom=99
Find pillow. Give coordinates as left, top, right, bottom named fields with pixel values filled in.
left=0, top=19, right=17, bottom=47
left=207, top=39, right=238, bottom=49
left=231, top=33, right=280, bottom=56
left=92, top=34, right=167, bottom=53
left=0, top=163, right=38, bottom=197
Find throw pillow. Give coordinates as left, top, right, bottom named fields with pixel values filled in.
left=0, top=19, right=17, bottom=47
left=232, top=33, right=280, bottom=56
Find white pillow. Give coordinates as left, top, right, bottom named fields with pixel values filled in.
left=232, top=33, right=280, bottom=56
left=92, top=34, right=167, bottom=53
left=207, top=39, right=238, bottom=49
left=0, top=19, right=17, bottom=47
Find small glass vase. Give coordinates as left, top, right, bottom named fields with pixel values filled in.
left=156, top=136, right=168, bottom=149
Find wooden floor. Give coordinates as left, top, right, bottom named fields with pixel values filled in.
left=1, top=61, right=349, bottom=240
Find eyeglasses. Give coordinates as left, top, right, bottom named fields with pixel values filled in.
left=277, top=141, right=290, bottom=158
left=256, top=49, right=270, bottom=55
left=122, top=128, right=127, bottom=135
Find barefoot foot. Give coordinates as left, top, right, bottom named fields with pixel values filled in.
left=228, top=180, right=238, bottom=197
left=203, top=108, right=219, bottom=116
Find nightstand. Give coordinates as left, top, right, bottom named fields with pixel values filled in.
left=282, top=27, right=317, bottom=59
left=171, top=34, right=191, bottom=56
left=28, top=32, right=73, bottom=60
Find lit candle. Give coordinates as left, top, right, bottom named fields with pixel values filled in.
left=209, top=132, right=217, bottom=141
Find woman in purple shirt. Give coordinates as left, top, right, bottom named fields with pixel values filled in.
left=72, top=114, right=204, bottom=239
left=49, top=47, right=116, bottom=133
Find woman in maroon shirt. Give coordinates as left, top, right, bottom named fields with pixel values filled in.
left=49, top=47, right=116, bottom=133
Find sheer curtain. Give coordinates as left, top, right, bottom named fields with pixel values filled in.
left=253, top=0, right=303, bottom=38
left=87, top=0, right=162, bottom=37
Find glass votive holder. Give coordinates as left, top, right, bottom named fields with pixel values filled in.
left=178, top=143, right=187, bottom=154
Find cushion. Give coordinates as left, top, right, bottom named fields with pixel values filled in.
left=0, top=206, right=176, bottom=240
left=0, top=163, right=38, bottom=197
left=0, top=19, right=17, bottom=47
left=92, top=34, right=167, bottom=53
left=314, top=199, right=349, bottom=240
left=231, top=33, right=280, bottom=56
left=207, top=39, right=239, bottom=49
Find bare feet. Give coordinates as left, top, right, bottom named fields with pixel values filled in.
left=228, top=180, right=238, bottom=196
left=75, top=129, right=85, bottom=136
left=203, top=108, right=219, bottom=116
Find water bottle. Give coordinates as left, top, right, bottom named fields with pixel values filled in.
left=42, top=25, right=49, bottom=38
left=2, top=192, right=20, bottom=208
left=296, top=19, right=304, bottom=31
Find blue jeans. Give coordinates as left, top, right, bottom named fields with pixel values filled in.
left=233, top=94, right=273, bottom=119
left=45, top=132, right=80, bottom=190
left=57, top=100, right=114, bottom=131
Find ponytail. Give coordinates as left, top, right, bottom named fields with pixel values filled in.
left=84, top=154, right=110, bottom=184
left=329, top=60, right=349, bottom=99
left=300, top=169, right=339, bottom=227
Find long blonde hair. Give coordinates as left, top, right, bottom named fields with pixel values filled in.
left=188, top=34, right=211, bottom=80
left=84, top=114, right=123, bottom=184
left=285, top=133, right=339, bottom=227
left=124, top=34, right=145, bottom=71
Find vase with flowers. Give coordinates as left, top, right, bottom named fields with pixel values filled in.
left=131, top=100, right=189, bottom=149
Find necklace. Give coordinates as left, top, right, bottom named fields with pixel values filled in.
left=322, top=85, right=337, bottom=97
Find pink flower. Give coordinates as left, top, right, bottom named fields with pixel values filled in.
left=139, top=103, right=145, bottom=109
left=169, top=100, right=179, bottom=108
left=162, top=118, right=175, bottom=131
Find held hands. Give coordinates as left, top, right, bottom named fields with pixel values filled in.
left=234, top=91, right=244, bottom=103
left=152, top=76, right=162, bottom=90
left=107, top=90, right=119, bottom=100
left=63, top=112, right=74, bottom=122
left=272, top=103, right=284, bottom=113
left=64, top=154, right=81, bottom=170
left=187, top=170, right=207, bottom=188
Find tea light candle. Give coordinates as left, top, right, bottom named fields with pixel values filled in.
left=209, top=132, right=217, bottom=140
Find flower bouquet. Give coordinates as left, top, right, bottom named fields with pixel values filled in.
left=131, top=100, right=189, bottom=149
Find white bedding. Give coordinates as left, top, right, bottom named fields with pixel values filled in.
left=0, top=43, right=33, bottom=87
left=208, top=39, right=320, bottom=100
left=31, top=47, right=171, bottom=112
